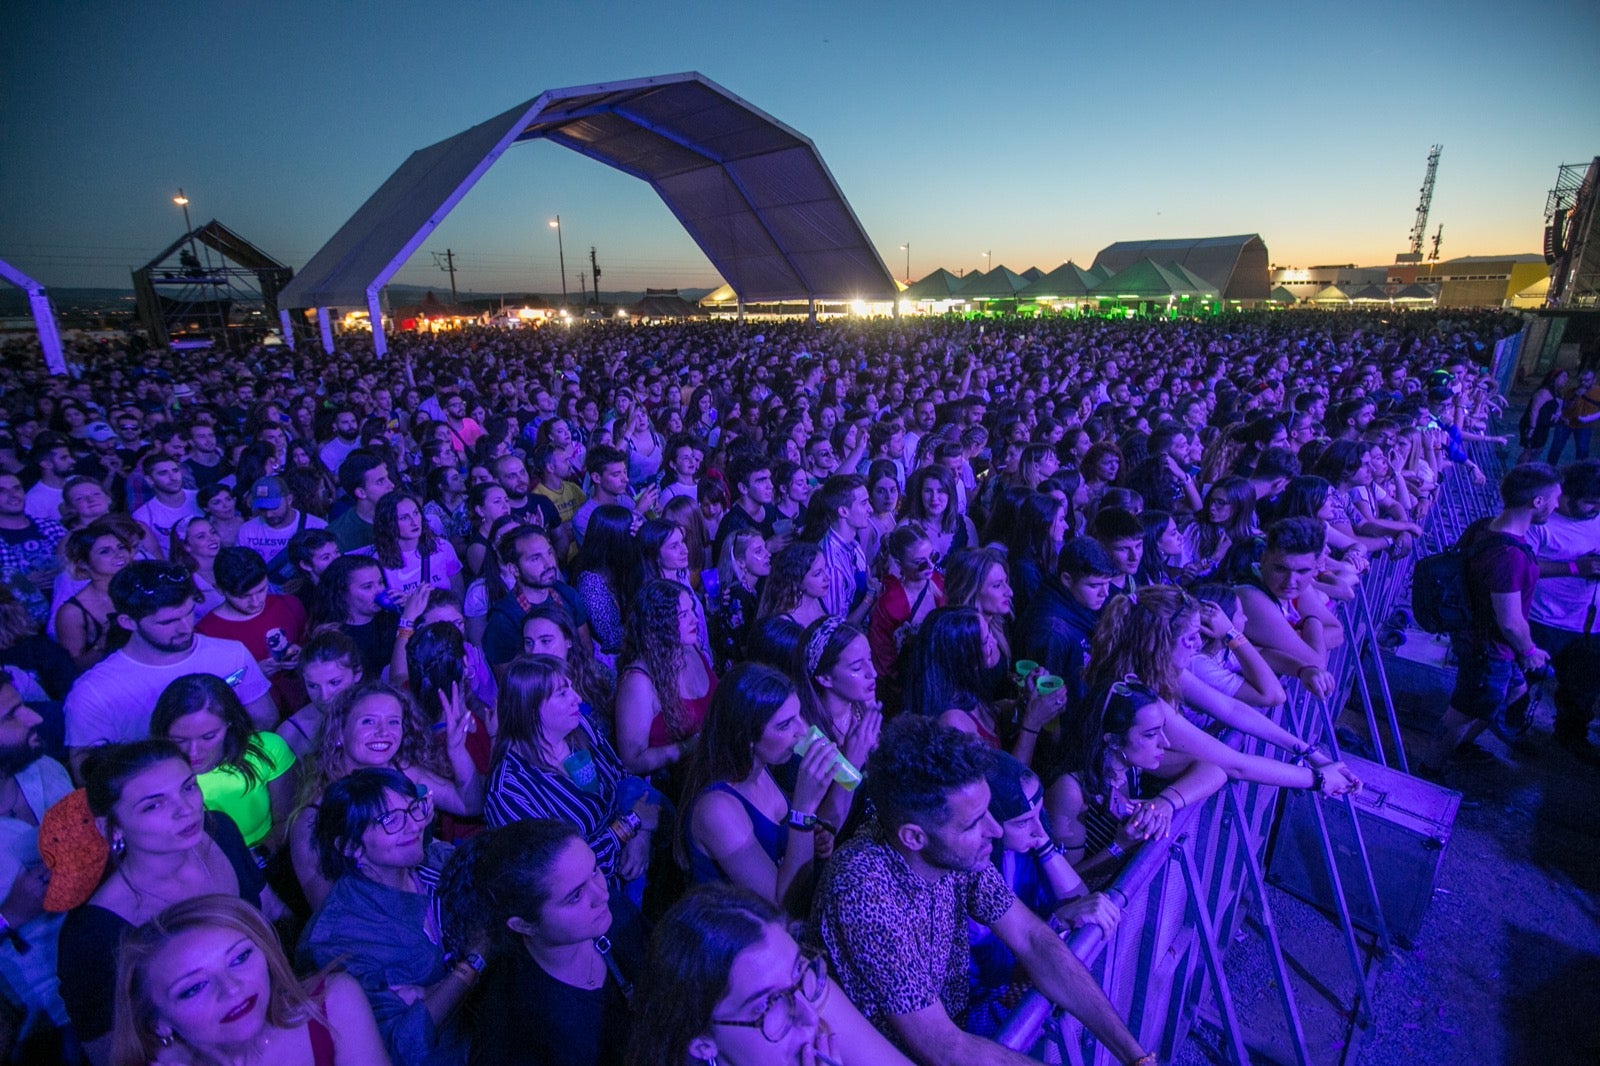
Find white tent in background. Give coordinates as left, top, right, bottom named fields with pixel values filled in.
left=0, top=258, right=67, bottom=375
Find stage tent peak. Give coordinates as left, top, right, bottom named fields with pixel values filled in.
left=277, top=72, right=897, bottom=354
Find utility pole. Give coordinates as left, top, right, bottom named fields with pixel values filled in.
left=589, top=246, right=602, bottom=305
left=432, top=250, right=459, bottom=306
left=579, top=272, right=588, bottom=305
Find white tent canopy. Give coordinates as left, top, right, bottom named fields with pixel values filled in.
left=0, top=257, right=67, bottom=375
left=278, top=72, right=895, bottom=353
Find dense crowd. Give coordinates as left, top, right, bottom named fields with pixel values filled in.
left=0, top=309, right=1526, bottom=1065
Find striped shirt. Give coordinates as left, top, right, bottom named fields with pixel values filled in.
left=485, top=718, right=627, bottom=877
left=819, top=529, right=868, bottom=618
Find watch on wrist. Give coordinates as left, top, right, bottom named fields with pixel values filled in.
left=621, top=810, right=644, bottom=835
left=785, top=810, right=820, bottom=832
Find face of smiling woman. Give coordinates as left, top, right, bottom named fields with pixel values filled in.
left=143, top=924, right=273, bottom=1053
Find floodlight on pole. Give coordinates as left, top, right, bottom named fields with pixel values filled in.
left=174, top=188, right=200, bottom=267
left=549, top=216, right=567, bottom=305
left=981, top=250, right=991, bottom=273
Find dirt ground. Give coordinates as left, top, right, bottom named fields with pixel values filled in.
left=1175, top=626, right=1600, bottom=1066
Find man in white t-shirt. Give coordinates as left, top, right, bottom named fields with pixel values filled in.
left=131, top=455, right=200, bottom=558
left=22, top=438, right=74, bottom=525
left=236, top=477, right=325, bottom=581
left=64, top=561, right=273, bottom=778
left=1526, top=459, right=1600, bottom=761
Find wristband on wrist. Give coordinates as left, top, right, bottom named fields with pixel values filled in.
left=1105, top=841, right=1125, bottom=858
left=1309, top=766, right=1326, bottom=794
left=1020, top=726, right=1041, bottom=735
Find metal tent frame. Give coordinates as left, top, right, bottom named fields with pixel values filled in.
left=277, top=72, right=896, bottom=354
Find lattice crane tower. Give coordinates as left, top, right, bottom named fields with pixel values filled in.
left=1409, top=145, right=1442, bottom=259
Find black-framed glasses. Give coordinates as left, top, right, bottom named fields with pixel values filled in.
left=373, top=794, right=433, bottom=835
left=710, top=951, right=829, bottom=1042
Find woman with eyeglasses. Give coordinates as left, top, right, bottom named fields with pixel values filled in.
left=289, top=680, right=481, bottom=911
left=628, top=883, right=910, bottom=1066
left=301, top=766, right=476, bottom=1066
left=437, top=819, right=646, bottom=1066
left=55, top=740, right=281, bottom=1059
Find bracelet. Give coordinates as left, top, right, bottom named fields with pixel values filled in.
left=1105, top=841, right=1125, bottom=858
left=1020, top=726, right=1041, bottom=735
left=610, top=819, right=636, bottom=845
left=1224, top=629, right=1245, bottom=647
left=1309, top=766, right=1326, bottom=794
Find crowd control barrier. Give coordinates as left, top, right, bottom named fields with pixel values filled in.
left=997, top=438, right=1507, bottom=1065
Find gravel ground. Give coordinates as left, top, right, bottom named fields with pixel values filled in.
left=1173, top=631, right=1600, bottom=1066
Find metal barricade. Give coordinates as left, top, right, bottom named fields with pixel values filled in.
left=997, top=444, right=1504, bottom=1064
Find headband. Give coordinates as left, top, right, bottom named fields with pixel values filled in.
left=804, top=617, right=845, bottom=677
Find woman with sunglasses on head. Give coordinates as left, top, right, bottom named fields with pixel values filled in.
left=110, top=894, right=386, bottom=1066
left=55, top=740, right=281, bottom=1061
left=1078, top=590, right=1360, bottom=824
left=628, top=883, right=911, bottom=1066
left=301, top=766, right=476, bottom=1066
left=866, top=525, right=944, bottom=709
left=437, top=820, right=647, bottom=1066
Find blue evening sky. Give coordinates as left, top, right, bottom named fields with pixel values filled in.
left=3, top=1, right=1596, bottom=295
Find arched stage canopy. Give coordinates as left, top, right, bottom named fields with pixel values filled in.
left=0, top=257, right=67, bottom=375
left=278, top=71, right=896, bottom=353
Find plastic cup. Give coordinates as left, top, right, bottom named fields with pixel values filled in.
left=1036, top=675, right=1064, bottom=696
left=1014, top=659, right=1041, bottom=677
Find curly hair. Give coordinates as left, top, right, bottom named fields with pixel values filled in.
left=291, top=679, right=441, bottom=828
left=866, top=714, right=995, bottom=833
left=619, top=579, right=694, bottom=741
left=1085, top=585, right=1200, bottom=705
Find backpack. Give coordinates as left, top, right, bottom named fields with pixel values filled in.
left=1411, top=524, right=1530, bottom=635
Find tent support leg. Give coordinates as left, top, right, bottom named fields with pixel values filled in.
left=808, top=297, right=816, bottom=323
left=318, top=308, right=334, bottom=354
left=278, top=309, right=296, bottom=352
left=368, top=291, right=386, bottom=357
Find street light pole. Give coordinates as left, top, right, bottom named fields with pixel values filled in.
left=900, top=243, right=910, bottom=284
left=549, top=216, right=567, bottom=305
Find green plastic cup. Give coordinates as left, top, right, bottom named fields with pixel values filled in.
left=1036, top=675, right=1064, bottom=696
left=1014, top=659, right=1041, bottom=677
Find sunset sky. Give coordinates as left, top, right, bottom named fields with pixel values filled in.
left=3, top=0, right=1596, bottom=296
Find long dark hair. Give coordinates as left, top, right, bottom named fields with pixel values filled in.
left=494, top=654, right=590, bottom=767
left=619, top=580, right=694, bottom=740
left=406, top=621, right=470, bottom=726
left=1005, top=492, right=1063, bottom=577
left=151, top=674, right=268, bottom=789
left=755, top=541, right=821, bottom=620
left=311, top=554, right=382, bottom=627
left=1136, top=509, right=1177, bottom=587
left=438, top=819, right=588, bottom=959
left=1069, top=679, right=1163, bottom=802
left=573, top=504, right=642, bottom=608
left=628, top=885, right=785, bottom=1066
left=903, top=606, right=990, bottom=719
left=371, top=492, right=439, bottom=570
left=676, top=663, right=797, bottom=867
left=521, top=601, right=615, bottom=717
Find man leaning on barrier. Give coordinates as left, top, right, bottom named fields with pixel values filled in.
left=1235, top=518, right=1345, bottom=699
left=810, top=715, right=1155, bottom=1066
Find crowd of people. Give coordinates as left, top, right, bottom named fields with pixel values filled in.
left=0, top=308, right=1534, bottom=1065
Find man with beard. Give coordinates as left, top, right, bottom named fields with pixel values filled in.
left=319, top=406, right=362, bottom=475
left=811, top=716, right=1152, bottom=1066
left=0, top=682, right=73, bottom=1056
left=481, top=525, right=592, bottom=678
left=62, top=561, right=273, bottom=777
left=1420, top=464, right=1560, bottom=778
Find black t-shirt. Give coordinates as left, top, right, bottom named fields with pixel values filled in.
left=470, top=890, right=646, bottom=1066
left=342, top=613, right=400, bottom=678
left=509, top=493, right=561, bottom=531
left=185, top=455, right=233, bottom=490
left=712, top=501, right=778, bottom=557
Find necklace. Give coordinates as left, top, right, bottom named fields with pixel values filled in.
left=119, top=848, right=212, bottom=909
